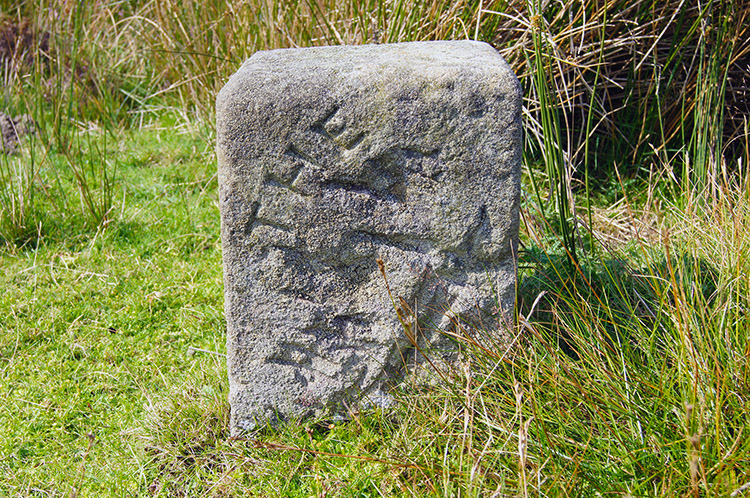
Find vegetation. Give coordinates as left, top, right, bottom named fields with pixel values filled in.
left=0, top=0, right=748, bottom=496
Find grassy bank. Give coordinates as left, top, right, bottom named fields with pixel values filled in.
left=0, top=0, right=748, bottom=496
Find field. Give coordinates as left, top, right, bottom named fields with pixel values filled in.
left=0, top=0, right=749, bottom=496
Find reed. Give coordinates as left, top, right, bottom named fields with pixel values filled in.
left=389, top=176, right=750, bottom=495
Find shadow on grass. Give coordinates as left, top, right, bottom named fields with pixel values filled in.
left=518, top=244, right=719, bottom=359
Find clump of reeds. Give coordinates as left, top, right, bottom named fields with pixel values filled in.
left=387, top=171, right=750, bottom=495
left=0, top=0, right=157, bottom=245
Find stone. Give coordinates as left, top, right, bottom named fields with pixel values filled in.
left=0, top=113, right=33, bottom=154
left=217, top=40, right=522, bottom=434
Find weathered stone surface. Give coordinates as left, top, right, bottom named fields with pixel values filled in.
left=217, top=40, right=522, bottom=433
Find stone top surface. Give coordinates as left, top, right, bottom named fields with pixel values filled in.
left=232, top=40, right=509, bottom=73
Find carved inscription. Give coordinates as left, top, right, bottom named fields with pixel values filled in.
left=218, top=41, right=522, bottom=433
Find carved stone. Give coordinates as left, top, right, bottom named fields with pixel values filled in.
left=217, top=41, right=522, bottom=433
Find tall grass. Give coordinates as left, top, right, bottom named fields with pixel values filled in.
left=0, top=147, right=41, bottom=245
left=387, top=176, right=750, bottom=495
left=1, top=0, right=747, bottom=245
left=472, top=0, right=748, bottom=259
left=492, top=0, right=748, bottom=177
left=684, top=0, right=734, bottom=198
left=524, top=0, right=580, bottom=263
left=0, top=0, right=155, bottom=243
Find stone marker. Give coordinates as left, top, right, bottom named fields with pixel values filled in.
left=217, top=40, right=522, bottom=434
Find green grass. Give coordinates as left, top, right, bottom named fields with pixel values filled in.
left=0, top=127, right=227, bottom=495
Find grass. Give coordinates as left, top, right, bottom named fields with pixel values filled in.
left=0, top=126, right=227, bottom=495
left=0, top=0, right=748, bottom=496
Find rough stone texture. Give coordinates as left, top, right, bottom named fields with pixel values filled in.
left=217, top=40, right=522, bottom=433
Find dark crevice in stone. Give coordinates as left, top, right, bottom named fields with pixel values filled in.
left=285, top=143, right=318, bottom=168
left=250, top=217, right=295, bottom=233
left=321, top=179, right=390, bottom=202
left=263, top=177, right=312, bottom=197
left=312, top=105, right=341, bottom=133
left=339, top=130, right=366, bottom=149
